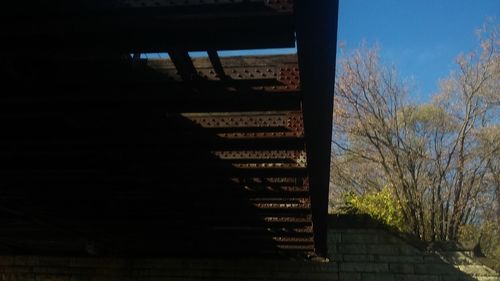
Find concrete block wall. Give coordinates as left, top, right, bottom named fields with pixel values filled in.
left=0, top=256, right=340, bottom=281
left=1, top=228, right=498, bottom=281
left=329, top=228, right=500, bottom=281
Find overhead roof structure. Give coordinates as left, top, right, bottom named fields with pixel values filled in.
left=0, top=0, right=338, bottom=258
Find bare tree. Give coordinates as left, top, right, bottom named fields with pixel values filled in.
left=331, top=23, right=499, bottom=241
left=432, top=22, right=499, bottom=240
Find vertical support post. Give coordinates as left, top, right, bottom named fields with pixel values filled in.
left=294, top=0, right=339, bottom=257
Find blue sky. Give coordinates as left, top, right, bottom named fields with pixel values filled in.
left=338, top=0, right=499, bottom=102
left=145, top=1, right=498, bottom=102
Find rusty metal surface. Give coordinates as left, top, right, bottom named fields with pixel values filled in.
left=0, top=0, right=340, bottom=259
left=148, top=56, right=300, bottom=92
left=3, top=0, right=295, bottom=53
left=0, top=54, right=316, bottom=258
left=120, top=0, right=294, bottom=12
left=5, top=0, right=293, bottom=15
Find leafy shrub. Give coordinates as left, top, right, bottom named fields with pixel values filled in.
left=341, top=186, right=407, bottom=232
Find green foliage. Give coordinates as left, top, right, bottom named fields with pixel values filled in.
left=341, top=186, right=407, bottom=232
left=332, top=21, right=499, bottom=242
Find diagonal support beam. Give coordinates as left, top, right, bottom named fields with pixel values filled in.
left=168, top=50, right=198, bottom=81
left=294, top=0, right=339, bottom=258
left=208, top=50, right=228, bottom=80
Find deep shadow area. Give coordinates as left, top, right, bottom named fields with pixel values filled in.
left=0, top=55, right=314, bottom=258
left=2, top=1, right=295, bottom=53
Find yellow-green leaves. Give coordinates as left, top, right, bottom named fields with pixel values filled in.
left=342, top=186, right=407, bottom=232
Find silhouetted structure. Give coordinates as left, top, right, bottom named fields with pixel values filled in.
left=0, top=0, right=338, bottom=259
